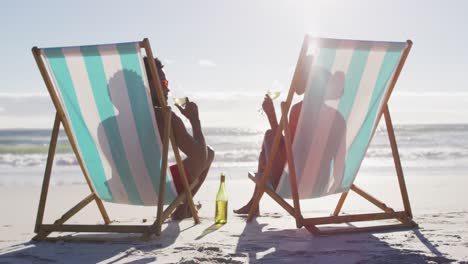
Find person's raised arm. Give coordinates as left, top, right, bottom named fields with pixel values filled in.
left=174, top=99, right=207, bottom=158
left=263, top=95, right=278, bottom=131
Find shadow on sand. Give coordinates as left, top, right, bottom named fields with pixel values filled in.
left=234, top=216, right=455, bottom=263
left=0, top=216, right=458, bottom=263
left=0, top=220, right=183, bottom=264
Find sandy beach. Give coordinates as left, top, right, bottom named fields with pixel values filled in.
left=1, top=169, right=467, bottom=263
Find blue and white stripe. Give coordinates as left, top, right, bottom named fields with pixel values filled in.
left=41, top=42, right=177, bottom=206
left=277, top=37, right=408, bottom=199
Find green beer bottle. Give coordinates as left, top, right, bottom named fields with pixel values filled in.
left=215, top=173, right=228, bottom=224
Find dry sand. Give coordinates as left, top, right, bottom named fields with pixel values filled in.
left=1, top=172, right=467, bottom=263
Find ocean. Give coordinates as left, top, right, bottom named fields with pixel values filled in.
left=0, top=124, right=467, bottom=186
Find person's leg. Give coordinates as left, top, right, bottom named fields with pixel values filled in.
left=234, top=129, right=282, bottom=215
left=172, top=146, right=215, bottom=220
left=190, top=146, right=215, bottom=196
left=232, top=151, right=265, bottom=215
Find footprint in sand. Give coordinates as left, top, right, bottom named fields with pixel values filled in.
left=197, top=246, right=221, bottom=252
left=173, top=246, right=193, bottom=251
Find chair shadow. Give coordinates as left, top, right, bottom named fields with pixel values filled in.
left=413, top=229, right=445, bottom=258
left=0, top=220, right=186, bottom=263
left=234, top=217, right=455, bottom=263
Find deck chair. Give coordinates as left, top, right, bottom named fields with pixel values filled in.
left=32, top=38, right=200, bottom=241
left=247, top=36, right=417, bottom=235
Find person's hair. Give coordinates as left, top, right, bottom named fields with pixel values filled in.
left=143, top=57, right=165, bottom=107
left=143, top=57, right=164, bottom=80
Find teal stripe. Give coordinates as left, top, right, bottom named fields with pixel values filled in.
left=81, top=46, right=144, bottom=205
left=316, top=47, right=337, bottom=69
left=164, top=179, right=177, bottom=204
left=43, top=48, right=113, bottom=201
left=278, top=47, right=337, bottom=198
left=312, top=47, right=371, bottom=197
left=339, top=49, right=403, bottom=191
left=117, top=43, right=176, bottom=202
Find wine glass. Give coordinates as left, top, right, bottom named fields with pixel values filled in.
left=258, top=90, right=281, bottom=115
left=267, top=90, right=281, bottom=100
left=173, top=96, right=188, bottom=107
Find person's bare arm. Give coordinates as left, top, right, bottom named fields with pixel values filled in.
left=173, top=99, right=207, bottom=158
left=263, top=95, right=278, bottom=131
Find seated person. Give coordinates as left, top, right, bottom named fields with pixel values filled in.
left=234, top=55, right=312, bottom=215
left=144, top=57, right=215, bottom=220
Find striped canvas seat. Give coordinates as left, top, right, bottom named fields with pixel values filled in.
left=41, top=42, right=177, bottom=206
left=276, top=38, right=408, bottom=199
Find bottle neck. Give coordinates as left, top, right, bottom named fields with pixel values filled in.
left=217, top=175, right=227, bottom=200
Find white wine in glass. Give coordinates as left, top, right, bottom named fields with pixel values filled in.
left=258, top=90, right=281, bottom=115
left=173, top=96, right=188, bottom=106
left=267, top=90, right=281, bottom=100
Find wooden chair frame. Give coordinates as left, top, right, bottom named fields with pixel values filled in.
left=247, top=36, right=418, bottom=235
left=32, top=38, right=200, bottom=241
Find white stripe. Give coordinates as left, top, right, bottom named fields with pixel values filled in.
left=99, top=44, right=159, bottom=205
left=63, top=47, right=130, bottom=204
left=345, top=45, right=388, bottom=151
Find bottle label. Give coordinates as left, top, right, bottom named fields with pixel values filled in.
left=215, top=200, right=228, bottom=224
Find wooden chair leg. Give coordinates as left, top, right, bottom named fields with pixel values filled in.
left=281, top=103, right=303, bottom=228
left=155, top=106, right=172, bottom=237
left=305, top=224, right=321, bottom=235
left=247, top=127, right=284, bottom=222
left=333, top=191, right=349, bottom=216
left=35, top=113, right=60, bottom=233
left=384, top=106, right=413, bottom=219
left=161, top=178, right=200, bottom=221
left=170, top=140, right=200, bottom=224
left=351, top=185, right=395, bottom=213
left=94, top=199, right=111, bottom=224
left=33, top=194, right=96, bottom=241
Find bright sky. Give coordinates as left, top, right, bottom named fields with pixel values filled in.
left=1, top=0, right=467, bottom=129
